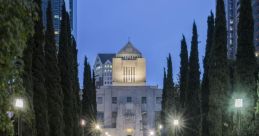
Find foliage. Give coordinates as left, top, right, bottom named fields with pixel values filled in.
left=179, top=35, right=188, bottom=108
left=185, top=22, right=201, bottom=136
left=0, top=0, right=34, bottom=135
left=207, top=0, right=231, bottom=135
left=44, top=1, right=64, bottom=136
left=235, top=0, right=257, bottom=135
left=201, top=12, right=214, bottom=136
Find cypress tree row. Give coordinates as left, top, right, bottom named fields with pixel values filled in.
left=235, top=0, right=257, bottom=135
left=31, top=0, right=49, bottom=135
left=185, top=22, right=200, bottom=136
left=201, top=12, right=214, bottom=136
left=44, top=1, right=64, bottom=136
left=179, top=35, right=189, bottom=108
left=58, top=3, right=73, bottom=136
left=208, top=0, right=231, bottom=135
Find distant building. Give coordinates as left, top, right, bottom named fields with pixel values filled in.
left=225, top=0, right=259, bottom=59
left=94, top=54, right=116, bottom=87
left=96, top=42, right=162, bottom=136
left=252, top=0, right=259, bottom=57
left=42, top=0, right=77, bottom=46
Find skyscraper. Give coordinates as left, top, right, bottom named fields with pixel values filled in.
left=252, top=0, right=259, bottom=57
left=225, top=0, right=259, bottom=59
left=69, top=0, right=77, bottom=39
left=42, top=0, right=77, bottom=46
left=42, top=0, right=63, bottom=46
left=225, top=0, right=240, bottom=59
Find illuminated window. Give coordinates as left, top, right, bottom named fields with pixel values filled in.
left=54, top=31, right=59, bottom=35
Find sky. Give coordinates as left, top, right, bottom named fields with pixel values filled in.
left=77, top=0, right=216, bottom=88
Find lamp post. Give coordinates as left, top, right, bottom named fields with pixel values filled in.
left=95, top=124, right=101, bottom=136
left=80, top=119, right=86, bottom=136
left=235, top=98, right=243, bottom=136
left=15, top=98, right=24, bottom=136
left=173, top=119, right=179, bottom=136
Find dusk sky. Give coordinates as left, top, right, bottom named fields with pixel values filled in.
left=77, top=0, right=216, bottom=88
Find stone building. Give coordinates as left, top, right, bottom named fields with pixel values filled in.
left=96, top=42, right=162, bottom=136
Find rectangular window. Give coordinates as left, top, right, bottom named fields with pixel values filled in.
left=112, top=112, right=117, bottom=128
left=97, top=112, right=104, bottom=124
left=127, top=97, right=132, bottom=103
left=156, top=97, right=162, bottom=104
left=112, top=97, right=117, bottom=104
left=141, top=97, right=147, bottom=104
left=97, top=97, right=103, bottom=104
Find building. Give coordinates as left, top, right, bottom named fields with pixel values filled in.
left=225, top=0, right=259, bottom=59
left=252, top=0, right=259, bottom=56
left=94, top=54, right=116, bottom=87
left=42, top=0, right=77, bottom=46
left=96, top=42, right=162, bottom=136
left=225, top=0, right=240, bottom=59
left=69, top=0, right=77, bottom=40
left=112, top=42, right=146, bottom=86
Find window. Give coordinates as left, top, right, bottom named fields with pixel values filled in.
left=97, top=97, right=103, bottom=104
left=112, top=112, right=117, bottom=128
left=112, top=97, right=117, bottom=104
left=127, top=97, right=132, bottom=103
left=156, top=97, right=162, bottom=104
left=97, top=112, right=104, bottom=124
left=141, top=97, right=147, bottom=104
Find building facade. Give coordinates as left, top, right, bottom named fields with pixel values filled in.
left=94, top=54, right=116, bottom=87
left=96, top=42, right=162, bottom=136
left=225, top=0, right=259, bottom=59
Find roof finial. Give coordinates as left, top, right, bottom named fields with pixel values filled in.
left=128, top=36, right=131, bottom=43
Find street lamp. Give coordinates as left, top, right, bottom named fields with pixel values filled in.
left=159, top=124, right=163, bottom=130
left=173, top=119, right=179, bottom=126
left=80, top=119, right=86, bottom=136
left=95, top=124, right=101, bottom=130
left=173, top=119, right=180, bottom=136
left=235, top=98, right=243, bottom=136
left=15, top=98, right=24, bottom=136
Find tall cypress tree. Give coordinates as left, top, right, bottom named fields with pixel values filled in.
left=58, top=3, right=73, bottom=136
left=161, top=68, right=167, bottom=136
left=45, top=1, right=64, bottom=136
left=179, top=35, right=188, bottom=108
left=235, top=0, right=257, bottom=135
left=32, top=0, right=49, bottom=135
left=82, top=57, right=94, bottom=136
left=208, top=0, right=231, bottom=135
left=22, top=37, right=36, bottom=136
left=71, top=37, right=81, bottom=136
left=201, top=12, right=214, bottom=136
left=164, top=54, right=176, bottom=136
left=186, top=22, right=200, bottom=136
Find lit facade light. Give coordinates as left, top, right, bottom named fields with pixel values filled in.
left=173, top=119, right=179, bottom=126
left=15, top=98, right=24, bottom=109
left=81, top=119, right=86, bottom=126
left=149, top=130, right=154, bottom=136
left=235, top=98, right=243, bottom=108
